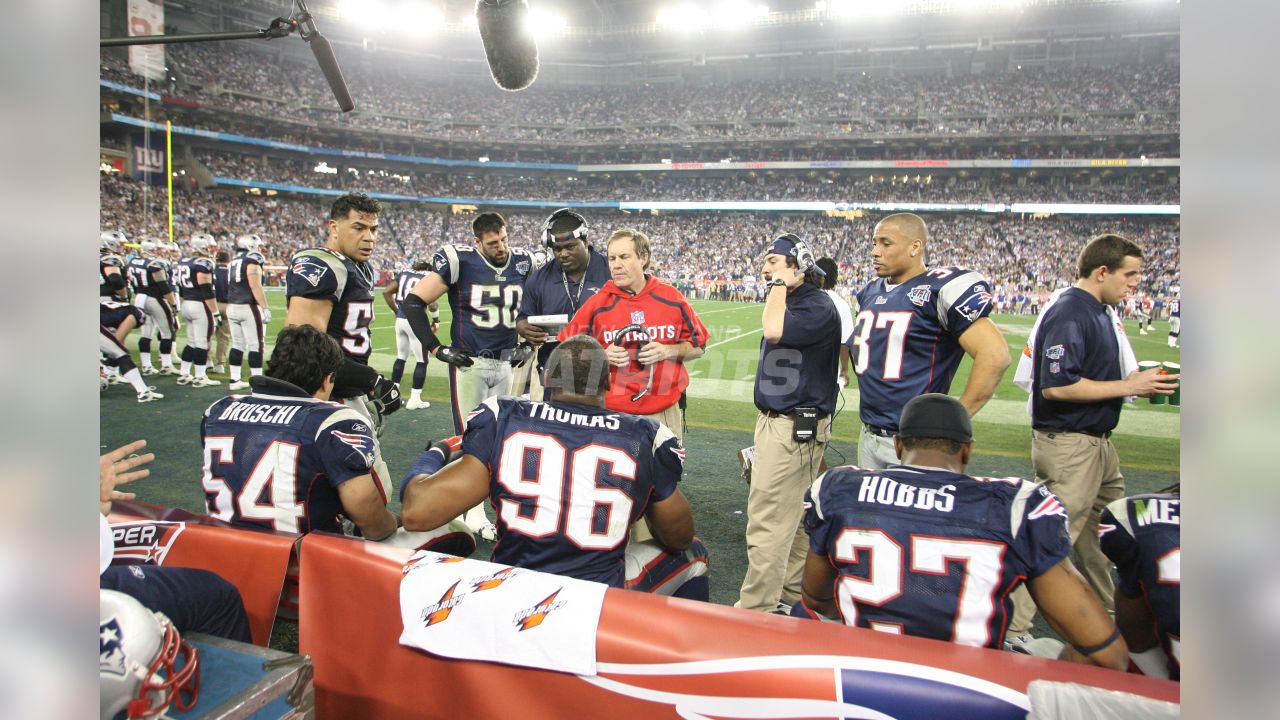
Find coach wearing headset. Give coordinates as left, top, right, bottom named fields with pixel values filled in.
left=516, top=209, right=611, bottom=400
left=736, top=234, right=841, bottom=615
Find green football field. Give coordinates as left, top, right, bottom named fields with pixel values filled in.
left=101, top=290, right=1181, bottom=614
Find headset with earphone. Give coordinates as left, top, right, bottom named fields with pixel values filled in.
left=776, top=233, right=817, bottom=274
left=542, top=208, right=589, bottom=249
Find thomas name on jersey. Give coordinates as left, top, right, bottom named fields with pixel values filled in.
left=529, top=402, right=622, bottom=430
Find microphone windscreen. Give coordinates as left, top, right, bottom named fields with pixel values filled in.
left=476, top=0, right=539, bottom=91
left=308, top=32, right=355, bottom=112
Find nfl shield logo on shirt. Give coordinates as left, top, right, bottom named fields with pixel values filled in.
left=630, top=310, right=646, bottom=324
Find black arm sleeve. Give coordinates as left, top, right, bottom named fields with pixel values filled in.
left=197, top=283, right=216, bottom=300
left=332, top=357, right=380, bottom=399
left=105, top=274, right=126, bottom=290
left=401, top=294, right=443, bottom=352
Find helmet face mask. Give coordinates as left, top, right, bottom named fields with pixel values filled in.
left=189, top=233, right=215, bottom=256
left=100, top=590, right=200, bottom=719
left=101, top=230, right=126, bottom=253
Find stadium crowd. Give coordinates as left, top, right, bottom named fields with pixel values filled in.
left=100, top=172, right=1178, bottom=302
left=194, top=149, right=1180, bottom=205
left=101, top=48, right=1178, bottom=148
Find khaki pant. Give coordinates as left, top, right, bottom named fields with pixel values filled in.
left=213, top=301, right=230, bottom=365
left=857, top=428, right=898, bottom=470
left=1009, top=429, right=1125, bottom=635
left=736, top=412, right=830, bottom=612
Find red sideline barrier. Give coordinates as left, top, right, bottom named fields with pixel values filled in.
left=108, top=501, right=296, bottom=646
left=299, top=533, right=1178, bottom=719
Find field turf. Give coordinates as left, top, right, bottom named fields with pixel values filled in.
left=101, top=290, right=1180, bottom=620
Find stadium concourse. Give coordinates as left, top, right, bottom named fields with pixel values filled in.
left=99, top=0, right=1180, bottom=714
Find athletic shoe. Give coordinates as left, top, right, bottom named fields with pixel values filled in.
left=140, top=366, right=158, bottom=376
left=406, top=397, right=431, bottom=410
left=191, top=377, right=221, bottom=388
left=211, top=364, right=226, bottom=374
left=1003, top=633, right=1036, bottom=654
left=770, top=600, right=793, bottom=616
left=738, top=446, right=755, bottom=485
left=477, top=523, right=498, bottom=542
left=160, top=366, right=180, bottom=375
left=1139, top=329, right=1149, bottom=335
left=175, top=374, right=193, bottom=385
left=136, top=387, right=164, bottom=403
left=229, top=380, right=251, bottom=391
left=106, top=373, right=127, bottom=385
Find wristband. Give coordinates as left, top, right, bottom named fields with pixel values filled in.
left=1073, top=626, right=1122, bottom=657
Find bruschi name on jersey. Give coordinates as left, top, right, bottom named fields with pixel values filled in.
left=213, top=401, right=304, bottom=426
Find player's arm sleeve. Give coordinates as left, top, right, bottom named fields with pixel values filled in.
left=316, top=414, right=382, bottom=488
left=1013, top=482, right=1075, bottom=580
left=334, top=358, right=380, bottom=397
left=649, top=423, right=685, bottom=499
left=105, top=271, right=125, bottom=291
left=779, top=293, right=839, bottom=346
left=285, top=254, right=342, bottom=302
left=802, top=472, right=834, bottom=554
left=459, top=397, right=501, bottom=468
left=517, top=274, right=540, bottom=319
left=1035, top=315, right=1088, bottom=390
left=937, top=271, right=995, bottom=335
left=1098, top=499, right=1144, bottom=597
left=401, top=292, right=444, bottom=351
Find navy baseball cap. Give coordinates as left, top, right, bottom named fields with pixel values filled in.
left=897, top=393, right=973, bottom=444
left=766, top=234, right=826, bottom=276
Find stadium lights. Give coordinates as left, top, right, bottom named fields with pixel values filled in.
left=400, top=3, right=446, bottom=35
left=656, top=4, right=711, bottom=29
left=716, top=1, right=769, bottom=26
left=336, top=0, right=391, bottom=27
left=527, top=7, right=568, bottom=35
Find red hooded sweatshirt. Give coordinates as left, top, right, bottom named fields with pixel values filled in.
left=560, top=275, right=710, bottom=416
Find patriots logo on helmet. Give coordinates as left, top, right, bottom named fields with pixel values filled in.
left=100, top=618, right=128, bottom=676
left=907, top=286, right=932, bottom=307
left=291, top=258, right=330, bottom=288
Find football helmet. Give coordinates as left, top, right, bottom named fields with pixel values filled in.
left=189, top=233, right=215, bottom=255
left=101, top=230, right=126, bottom=253
left=235, top=234, right=263, bottom=252
left=139, top=240, right=160, bottom=256
left=100, top=589, right=200, bottom=719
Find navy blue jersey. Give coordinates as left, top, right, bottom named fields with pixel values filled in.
left=431, top=245, right=533, bottom=354
left=126, top=256, right=170, bottom=297
left=804, top=464, right=1071, bottom=648
left=286, top=248, right=377, bottom=361
left=461, top=396, right=683, bottom=587
left=1031, top=288, right=1124, bottom=434
left=1169, top=299, right=1180, bottom=317
left=100, top=254, right=125, bottom=298
left=175, top=256, right=215, bottom=302
left=200, top=378, right=382, bottom=535
left=1099, top=494, right=1180, bottom=680
left=755, top=283, right=841, bottom=415
left=393, top=270, right=428, bottom=320
left=226, top=251, right=265, bottom=305
left=100, top=299, right=144, bottom=330
left=214, top=265, right=229, bottom=303
left=852, top=268, right=994, bottom=430
left=517, top=249, right=611, bottom=320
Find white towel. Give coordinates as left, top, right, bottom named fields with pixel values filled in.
left=1013, top=288, right=1138, bottom=416
left=399, top=551, right=607, bottom=676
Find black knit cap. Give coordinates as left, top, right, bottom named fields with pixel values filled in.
left=898, top=393, right=973, bottom=444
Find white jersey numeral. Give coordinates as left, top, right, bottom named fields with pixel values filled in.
left=341, top=300, right=374, bottom=355
left=469, top=284, right=523, bottom=329
left=202, top=437, right=305, bottom=533
left=852, top=310, right=913, bottom=379
left=495, top=432, right=636, bottom=550
left=833, top=528, right=1005, bottom=646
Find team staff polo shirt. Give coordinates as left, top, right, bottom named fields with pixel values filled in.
left=755, top=283, right=840, bottom=416
left=560, top=275, right=710, bottom=416
left=518, top=248, right=611, bottom=321
left=1031, top=287, right=1124, bottom=435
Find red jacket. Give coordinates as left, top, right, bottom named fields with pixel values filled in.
left=560, top=276, right=710, bottom=416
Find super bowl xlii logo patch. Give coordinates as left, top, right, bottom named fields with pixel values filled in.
left=907, top=286, right=932, bottom=307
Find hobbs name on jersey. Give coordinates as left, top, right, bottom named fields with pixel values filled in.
left=858, top=475, right=956, bottom=513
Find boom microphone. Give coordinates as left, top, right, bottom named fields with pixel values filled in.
left=306, top=32, right=356, bottom=112
left=476, top=0, right=540, bottom=92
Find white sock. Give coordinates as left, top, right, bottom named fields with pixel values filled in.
left=230, top=366, right=242, bottom=382
left=123, top=368, right=148, bottom=394
left=411, top=389, right=423, bottom=401
left=250, top=368, right=263, bottom=377
left=195, top=364, right=208, bottom=379
left=180, top=361, right=192, bottom=375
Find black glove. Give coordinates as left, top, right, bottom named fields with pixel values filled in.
left=436, top=346, right=474, bottom=368
left=509, top=342, right=535, bottom=368
left=372, top=375, right=402, bottom=416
